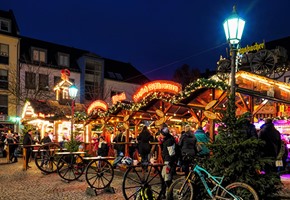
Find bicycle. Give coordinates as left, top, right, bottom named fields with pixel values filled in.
left=167, top=161, right=259, bottom=200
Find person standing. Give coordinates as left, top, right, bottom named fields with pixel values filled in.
left=137, top=125, right=154, bottom=165
left=159, top=123, right=176, bottom=193
left=23, top=129, right=33, bottom=168
left=179, top=124, right=197, bottom=175
left=194, top=126, right=210, bottom=157
left=98, top=136, right=109, bottom=157
left=113, top=128, right=126, bottom=156
left=258, top=118, right=281, bottom=173
left=6, top=133, right=17, bottom=163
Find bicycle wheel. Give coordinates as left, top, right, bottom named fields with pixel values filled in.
left=167, top=177, right=194, bottom=200
left=122, top=164, right=164, bottom=200
left=35, top=143, right=62, bottom=173
left=85, top=159, right=114, bottom=189
left=220, top=182, right=259, bottom=200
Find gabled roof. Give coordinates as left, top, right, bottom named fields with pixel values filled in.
left=19, top=36, right=92, bottom=72
left=104, top=58, right=150, bottom=84
left=23, top=99, right=86, bottom=120
left=0, top=9, right=20, bottom=37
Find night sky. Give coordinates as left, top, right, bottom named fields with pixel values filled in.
left=2, top=0, right=290, bottom=80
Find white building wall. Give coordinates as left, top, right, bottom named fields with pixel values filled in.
left=103, top=79, right=141, bottom=106
left=19, top=64, right=81, bottom=103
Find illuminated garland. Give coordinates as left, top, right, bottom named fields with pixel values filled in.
left=95, top=78, right=228, bottom=119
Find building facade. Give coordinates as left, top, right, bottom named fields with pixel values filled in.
left=0, top=10, right=20, bottom=132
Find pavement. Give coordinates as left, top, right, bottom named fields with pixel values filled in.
left=1, top=157, right=290, bottom=199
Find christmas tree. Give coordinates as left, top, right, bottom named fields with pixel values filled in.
left=205, top=94, right=283, bottom=199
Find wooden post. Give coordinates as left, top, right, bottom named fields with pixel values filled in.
left=23, top=147, right=27, bottom=170
left=157, top=144, right=163, bottom=164
left=125, top=125, right=129, bottom=157
left=6, top=144, right=10, bottom=163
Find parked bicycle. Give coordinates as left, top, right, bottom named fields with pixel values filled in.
left=167, top=160, right=259, bottom=200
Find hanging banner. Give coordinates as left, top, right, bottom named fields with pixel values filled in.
left=87, top=100, right=108, bottom=115
left=133, top=80, right=181, bottom=102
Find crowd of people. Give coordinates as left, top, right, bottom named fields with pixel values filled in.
left=0, top=116, right=288, bottom=184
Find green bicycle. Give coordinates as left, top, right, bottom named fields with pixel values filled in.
left=167, top=162, right=259, bottom=200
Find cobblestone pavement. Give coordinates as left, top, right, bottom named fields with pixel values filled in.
left=1, top=157, right=290, bottom=199
left=0, top=158, right=126, bottom=200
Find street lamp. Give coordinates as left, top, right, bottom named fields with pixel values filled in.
left=68, top=85, right=78, bottom=141
left=223, top=5, right=245, bottom=96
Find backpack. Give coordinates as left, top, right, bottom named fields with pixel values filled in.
left=140, top=186, right=156, bottom=200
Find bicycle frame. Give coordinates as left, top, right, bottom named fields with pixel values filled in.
left=183, top=164, right=241, bottom=199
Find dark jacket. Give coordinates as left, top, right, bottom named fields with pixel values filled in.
left=243, top=120, right=258, bottom=138
left=259, top=122, right=281, bottom=158
left=137, top=128, right=153, bottom=155
left=179, top=131, right=197, bottom=157
left=6, top=137, right=16, bottom=153
left=113, top=132, right=125, bottom=154
left=23, top=133, right=32, bottom=146
left=161, top=134, right=176, bottom=163
left=40, top=136, right=52, bottom=144
left=98, top=142, right=108, bottom=157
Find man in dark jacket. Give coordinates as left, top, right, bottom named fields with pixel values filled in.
left=258, top=118, right=281, bottom=173
left=23, top=129, right=33, bottom=168
left=179, top=124, right=197, bottom=175
left=160, top=123, right=176, bottom=192
left=40, top=132, right=52, bottom=144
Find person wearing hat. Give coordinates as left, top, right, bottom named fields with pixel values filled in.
left=159, top=123, right=176, bottom=195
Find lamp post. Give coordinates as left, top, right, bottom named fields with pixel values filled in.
left=223, top=5, right=245, bottom=96
left=68, top=85, right=78, bottom=141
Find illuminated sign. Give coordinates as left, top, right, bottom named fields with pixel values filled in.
left=239, top=42, right=265, bottom=54
left=112, top=92, right=126, bottom=104
left=87, top=100, right=108, bottom=115
left=133, top=80, right=182, bottom=102
left=61, top=69, right=71, bottom=81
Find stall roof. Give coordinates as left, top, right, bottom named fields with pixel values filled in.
left=22, top=99, right=86, bottom=121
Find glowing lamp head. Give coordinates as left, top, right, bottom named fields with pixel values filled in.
left=223, top=5, right=245, bottom=45
left=68, top=85, right=78, bottom=99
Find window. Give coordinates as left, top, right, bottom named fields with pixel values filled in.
left=69, top=78, right=75, bottom=83
left=85, top=81, right=99, bottom=100
left=115, top=73, right=123, bottom=80
left=0, top=95, right=8, bottom=115
left=85, top=59, right=102, bottom=74
left=54, top=76, right=61, bottom=86
left=0, top=69, right=8, bottom=89
left=108, top=71, right=116, bottom=79
left=32, top=48, right=46, bottom=63
left=25, top=72, right=36, bottom=89
left=0, top=44, right=9, bottom=64
left=58, top=53, right=69, bottom=67
left=39, top=74, right=49, bottom=90
left=111, top=90, right=123, bottom=97
left=0, top=19, right=11, bottom=32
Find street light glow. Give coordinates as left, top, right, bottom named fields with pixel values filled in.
left=68, top=85, right=78, bottom=99
left=223, top=5, right=245, bottom=45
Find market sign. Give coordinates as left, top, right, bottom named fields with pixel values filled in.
left=133, top=80, right=182, bottom=102
left=112, top=92, right=126, bottom=105
left=238, top=42, right=265, bottom=54
left=87, top=100, right=108, bottom=115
